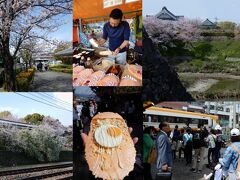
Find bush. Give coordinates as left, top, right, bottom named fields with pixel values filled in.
left=0, top=125, right=64, bottom=162
left=193, top=42, right=213, bottom=58
left=201, top=31, right=235, bottom=38
left=24, top=113, right=45, bottom=125
left=17, top=126, right=63, bottom=162
left=49, top=64, right=72, bottom=69
left=50, top=68, right=72, bottom=74
left=16, top=77, right=29, bottom=91
left=16, top=69, right=35, bottom=91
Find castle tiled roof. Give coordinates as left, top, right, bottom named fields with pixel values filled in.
left=156, top=7, right=183, bottom=21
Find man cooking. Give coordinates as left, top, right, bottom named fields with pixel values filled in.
left=98, top=8, right=130, bottom=65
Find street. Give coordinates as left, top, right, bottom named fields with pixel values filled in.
left=30, top=71, right=72, bottom=92
left=151, top=148, right=226, bottom=180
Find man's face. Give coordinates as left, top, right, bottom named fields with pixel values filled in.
left=162, top=124, right=170, bottom=133
left=109, top=18, right=121, bottom=27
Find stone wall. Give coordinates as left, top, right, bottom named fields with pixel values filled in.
left=142, top=27, right=194, bottom=102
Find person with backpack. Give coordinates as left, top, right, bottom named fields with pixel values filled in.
left=215, top=125, right=223, bottom=163
left=183, top=128, right=193, bottom=165
left=173, top=125, right=180, bottom=139
left=178, top=129, right=185, bottom=159
left=143, top=126, right=155, bottom=180
left=191, top=124, right=209, bottom=173
left=206, top=129, right=217, bottom=168
left=221, top=128, right=240, bottom=180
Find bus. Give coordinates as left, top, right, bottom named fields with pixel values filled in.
left=143, top=106, right=219, bottom=130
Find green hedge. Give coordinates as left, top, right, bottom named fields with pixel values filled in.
left=201, top=31, right=235, bottom=38
left=50, top=64, right=72, bottom=69
left=49, top=64, right=72, bottom=74
left=50, top=68, right=72, bottom=74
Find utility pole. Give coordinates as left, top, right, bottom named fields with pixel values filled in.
left=233, top=102, right=237, bottom=128
left=206, top=101, right=210, bottom=114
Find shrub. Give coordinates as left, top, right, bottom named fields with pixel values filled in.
left=193, top=42, right=213, bottom=58
left=16, top=126, right=63, bottom=162
left=50, top=68, right=72, bottom=74
left=16, top=77, right=29, bottom=91
left=49, top=64, right=72, bottom=69
left=0, top=125, right=64, bottom=162
left=200, top=31, right=235, bottom=38
left=24, top=113, right=45, bottom=125
left=16, top=69, right=35, bottom=91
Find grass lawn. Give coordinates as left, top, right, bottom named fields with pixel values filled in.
left=208, top=40, right=240, bottom=57
left=171, top=40, right=240, bottom=75
left=206, top=79, right=240, bottom=96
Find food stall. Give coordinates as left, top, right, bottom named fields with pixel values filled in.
left=73, top=0, right=142, bottom=86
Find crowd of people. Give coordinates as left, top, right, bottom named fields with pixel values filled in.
left=143, top=122, right=240, bottom=180
left=36, top=61, right=49, bottom=72
left=74, top=100, right=98, bottom=134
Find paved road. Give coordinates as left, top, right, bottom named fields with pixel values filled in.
left=30, top=71, right=72, bottom=92
left=151, top=148, right=219, bottom=180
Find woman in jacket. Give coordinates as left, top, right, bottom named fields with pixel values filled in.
left=221, top=128, right=240, bottom=180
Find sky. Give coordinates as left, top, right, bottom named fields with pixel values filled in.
left=143, top=0, right=240, bottom=23
left=0, top=92, right=72, bottom=126
left=48, top=14, right=72, bottom=42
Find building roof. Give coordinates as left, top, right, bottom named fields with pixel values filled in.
left=32, top=52, right=55, bottom=62
left=201, top=18, right=216, bottom=27
left=156, top=7, right=183, bottom=21
left=155, top=102, right=190, bottom=110
left=154, top=102, right=205, bottom=113
left=55, top=48, right=73, bottom=57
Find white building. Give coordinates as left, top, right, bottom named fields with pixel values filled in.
left=32, top=52, right=56, bottom=65
left=204, top=102, right=240, bottom=129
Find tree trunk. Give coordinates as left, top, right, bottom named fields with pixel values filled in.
left=29, top=59, right=32, bottom=68
left=3, top=51, right=16, bottom=91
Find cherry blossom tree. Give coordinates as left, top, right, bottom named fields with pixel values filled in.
left=42, top=116, right=66, bottom=136
left=143, top=16, right=201, bottom=50
left=0, top=0, right=71, bottom=91
left=0, top=122, right=69, bottom=161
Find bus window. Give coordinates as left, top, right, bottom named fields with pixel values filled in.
left=152, top=115, right=158, bottom=122
left=198, top=119, right=208, bottom=125
left=191, top=119, right=199, bottom=124
left=210, top=105, right=215, bottom=110
left=143, top=115, right=148, bottom=122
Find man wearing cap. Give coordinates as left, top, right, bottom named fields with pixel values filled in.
left=98, top=8, right=130, bottom=65
left=221, top=128, right=240, bottom=179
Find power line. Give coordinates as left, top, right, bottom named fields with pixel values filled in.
left=15, top=93, right=72, bottom=112
left=28, top=93, right=71, bottom=109
left=27, top=93, right=71, bottom=111
left=39, top=92, right=72, bottom=106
